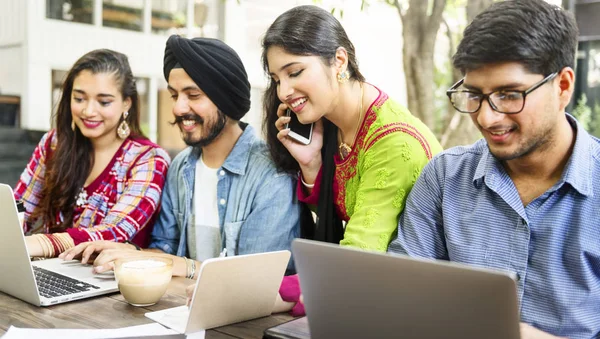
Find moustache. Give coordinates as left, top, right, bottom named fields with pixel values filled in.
left=171, top=113, right=204, bottom=126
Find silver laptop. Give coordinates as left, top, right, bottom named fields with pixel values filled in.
left=292, top=239, right=521, bottom=339
left=145, top=250, right=291, bottom=334
left=0, top=183, right=118, bottom=306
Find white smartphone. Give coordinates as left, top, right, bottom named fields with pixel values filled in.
left=285, top=109, right=314, bottom=145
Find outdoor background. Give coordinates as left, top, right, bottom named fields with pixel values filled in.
left=0, top=0, right=598, bottom=186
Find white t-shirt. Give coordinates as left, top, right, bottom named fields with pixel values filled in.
left=188, top=155, right=221, bottom=262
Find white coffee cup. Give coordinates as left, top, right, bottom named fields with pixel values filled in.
left=114, top=257, right=173, bottom=307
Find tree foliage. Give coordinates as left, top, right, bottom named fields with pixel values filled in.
left=334, top=0, right=495, bottom=147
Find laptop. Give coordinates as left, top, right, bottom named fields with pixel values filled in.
left=145, top=250, right=291, bottom=334
left=290, top=239, right=521, bottom=339
left=0, top=183, right=118, bottom=306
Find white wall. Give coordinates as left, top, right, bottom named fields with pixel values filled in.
left=0, top=0, right=26, bottom=97
left=0, top=0, right=25, bottom=45
left=0, top=47, right=23, bottom=95
left=340, top=4, right=406, bottom=104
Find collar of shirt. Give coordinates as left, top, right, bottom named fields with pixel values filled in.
left=472, top=113, right=595, bottom=197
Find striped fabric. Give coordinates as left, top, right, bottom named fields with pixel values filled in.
left=388, top=116, right=600, bottom=339
left=13, top=130, right=170, bottom=253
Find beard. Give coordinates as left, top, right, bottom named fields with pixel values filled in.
left=172, top=110, right=228, bottom=148
left=485, top=120, right=555, bottom=162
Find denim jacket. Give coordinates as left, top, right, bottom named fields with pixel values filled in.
left=148, top=124, right=301, bottom=267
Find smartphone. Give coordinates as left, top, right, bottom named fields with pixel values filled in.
left=285, top=109, right=314, bottom=145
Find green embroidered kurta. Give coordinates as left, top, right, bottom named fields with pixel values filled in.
left=332, top=89, right=442, bottom=252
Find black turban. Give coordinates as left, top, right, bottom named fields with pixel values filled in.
left=163, top=35, right=251, bottom=120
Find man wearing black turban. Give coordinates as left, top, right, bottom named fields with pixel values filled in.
left=60, top=36, right=302, bottom=283
left=163, top=35, right=252, bottom=147
left=163, top=35, right=251, bottom=122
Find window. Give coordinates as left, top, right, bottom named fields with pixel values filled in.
left=151, top=0, right=187, bottom=34
left=102, top=0, right=144, bottom=32
left=46, top=0, right=93, bottom=25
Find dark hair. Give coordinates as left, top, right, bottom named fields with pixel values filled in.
left=261, top=5, right=363, bottom=244
left=261, top=5, right=365, bottom=174
left=453, top=0, right=578, bottom=76
left=32, top=49, right=144, bottom=232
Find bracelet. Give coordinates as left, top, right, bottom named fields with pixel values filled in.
left=124, top=240, right=141, bottom=251
left=184, top=257, right=196, bottom=279
left=188, top=259, right=196, bottom=279
left=184, top=257, right=191, bottom=278
left=32, top=234, right=53, bottom=258
left=299, top=172, right=315, bottom=188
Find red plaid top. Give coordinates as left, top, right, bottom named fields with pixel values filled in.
left=14, top=130, right=170, bottom=252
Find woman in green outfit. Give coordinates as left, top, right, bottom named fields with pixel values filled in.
left=263, top=5, right=443, bottom=316
left=264, top=5, right=442, bottom=252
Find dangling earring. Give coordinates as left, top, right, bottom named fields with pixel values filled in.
left=337, top=70, right=350, bottom=83
left=71, top=120, right=76, bottom=131
left=117, top=111, right=131, bottom=139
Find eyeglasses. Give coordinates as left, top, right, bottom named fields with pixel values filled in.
left=446, top=72, right=558, bottom=114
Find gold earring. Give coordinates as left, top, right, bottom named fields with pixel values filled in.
left=337, top=70, right=349, bottom=83
left=117, top=111, right=131, bottom=139
left=71, top=120, right=75, bottom=131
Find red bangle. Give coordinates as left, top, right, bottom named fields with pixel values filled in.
left=46, top=235, right=60, bottom=256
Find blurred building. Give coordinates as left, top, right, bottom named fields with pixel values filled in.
left=0, top=0, right=225, bottom=156
left=0, top=0, right=406, bottom=184
left=0, top=0, right=406, bottom=151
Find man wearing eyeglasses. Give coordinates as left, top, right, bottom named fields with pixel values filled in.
left=388, top=1, right=599, bottom=338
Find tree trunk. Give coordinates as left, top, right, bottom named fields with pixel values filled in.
left=439, top=0, right=495, bottom=148
left=396, top=0, right=446, bottom=129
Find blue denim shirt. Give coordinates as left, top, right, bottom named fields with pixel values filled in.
left=388, top=115, right=600, bottom=339
left=148, top=125, right=301, bottom=268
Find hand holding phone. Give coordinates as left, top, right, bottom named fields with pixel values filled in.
left=274, top=104, right=323, bottom=181
left=285, top=109, right=314, bottom=145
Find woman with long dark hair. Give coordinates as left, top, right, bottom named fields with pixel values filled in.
left=263, top=5, right=442, bottom=315
left=14, top=49, right=170, bottom=258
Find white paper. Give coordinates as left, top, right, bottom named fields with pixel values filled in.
left=185, top=331, right=206, bottom=339
left=1, top=323, right=193, bottom=339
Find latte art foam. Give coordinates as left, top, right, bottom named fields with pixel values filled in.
left=122, top=259, right=167, bottom=269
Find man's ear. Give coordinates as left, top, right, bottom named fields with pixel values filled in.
left=556, top=67, right=575, bottom=112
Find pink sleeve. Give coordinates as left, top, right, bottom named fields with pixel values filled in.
left=297, top=167, right=323, bottom=205
left=279, top=274, right=305, bottom=317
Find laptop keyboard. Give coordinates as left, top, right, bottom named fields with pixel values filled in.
left=33, top=266, right=100, bottom=299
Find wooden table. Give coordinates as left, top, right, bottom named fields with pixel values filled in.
left=0, top=277, right=294, bottom=338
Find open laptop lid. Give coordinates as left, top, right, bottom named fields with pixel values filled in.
left=0, top=183, right=42, bottom=306
left=0, top=184, right=119, bottom=307
left=292, top=239, right=520, bottom=339
left=186, top=250, right=291, bottom=333
left=146, top=250, right=291, bottom=334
